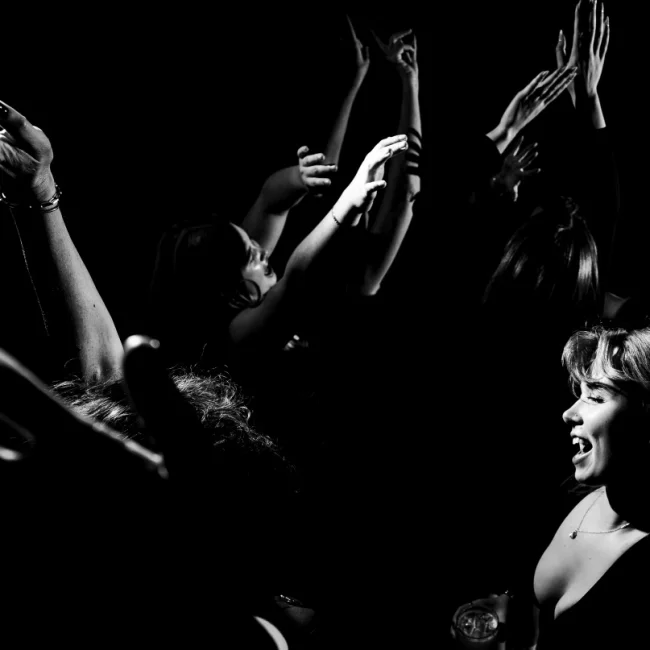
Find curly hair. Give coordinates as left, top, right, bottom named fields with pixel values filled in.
left=51, top=367, right=297, bottom=499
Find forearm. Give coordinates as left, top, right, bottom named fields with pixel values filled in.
left=487, top=124, right=517, bottom=155
left=284, top=196, right=359, bottom=278
left=576, top=90, right=606, bottom=130
left=323, top=72, right=366, bottom=165
left=240, top=165, right=307, bottom=253
left=12, top=201, right=123, bottom=383
left=382, top=79, right=422, bottom=208
left=362, top=80, right=421, bottom=294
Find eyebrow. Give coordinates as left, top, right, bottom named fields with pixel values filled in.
left=584, top=381, right=626, bottom=397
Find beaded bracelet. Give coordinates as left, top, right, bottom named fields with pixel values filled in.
left=331, top=209, right=342, bottom=226
left=0, top=184, right=62, bottom=213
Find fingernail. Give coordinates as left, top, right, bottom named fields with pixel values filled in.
left=0, top=103, right=8, bottom=119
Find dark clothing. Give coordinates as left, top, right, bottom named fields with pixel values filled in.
left=537, top=528, right=650, bottom=649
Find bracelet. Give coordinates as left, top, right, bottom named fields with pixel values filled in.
left=0, top=184, right=62, bottom=213
left=331, top=209, right=342, bottom=227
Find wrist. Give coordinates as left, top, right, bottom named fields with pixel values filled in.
left=30, top=173, right=57, bottom=204
left=332, top=194, right=359, bottom=223
left=401, top=76, right=419, bottom=95
left=487, top=124, right=516, bottom=155
left=352, top=70, right=367, bottom=89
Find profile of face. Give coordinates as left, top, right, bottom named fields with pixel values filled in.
left=230, top=224, right=278, bottom=298
left=563, top=376, right=644, bottom=485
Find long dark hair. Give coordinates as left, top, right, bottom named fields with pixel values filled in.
left=148, top=219, right=264, bottom=362
left=483, top=196, right=600, bottom=320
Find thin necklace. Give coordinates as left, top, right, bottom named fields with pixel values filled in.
left=569, top=489, right=631, bottom=539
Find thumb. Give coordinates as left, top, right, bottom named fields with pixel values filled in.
left=297, top=145, right=310, bottom=159
left=556, top=30, right=566, bottom=67
left=366, top=180, right=387, bottom=193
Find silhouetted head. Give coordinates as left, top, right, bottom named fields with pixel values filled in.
left=148, top=220, right=278, bottom=360
left=483, top=196, right=600, bottom=322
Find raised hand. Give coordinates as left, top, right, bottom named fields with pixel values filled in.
left=346, top=15, right=370, bottom=78
left=489, top=66, right=577, bottom=153
left=371, top=27, right=418, bottom=82
left=490, top=136, right=541, bottom=203
left=339, top=135, right=408, bottom=214
left=0, top=100, right=56, bottom=203
left=296, top=146, right=337, bottom=193
left=557, top=0, right=610, bottom=104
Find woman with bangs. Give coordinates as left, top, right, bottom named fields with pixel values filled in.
left=453, top=326, right=650, bottom=649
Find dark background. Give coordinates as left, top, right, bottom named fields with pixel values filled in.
left=0, top=3, right=643, bottom=645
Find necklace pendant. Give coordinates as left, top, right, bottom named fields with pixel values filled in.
left=570, top=530, right=578, bottom=539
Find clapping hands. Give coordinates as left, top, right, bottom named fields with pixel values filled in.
left=556, top=0, right=610, bottom=104
left=489, top=66, right=577, bottom=153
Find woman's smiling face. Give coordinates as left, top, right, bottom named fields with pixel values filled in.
left=563, top=376, right=640, bottom=486
left=230, top=224, right=277, bottom=298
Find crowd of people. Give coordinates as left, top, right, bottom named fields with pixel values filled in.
left=0, top=3, right=647, bottom=647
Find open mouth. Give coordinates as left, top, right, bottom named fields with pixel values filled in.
left=572, top=437, right=593, bottom=462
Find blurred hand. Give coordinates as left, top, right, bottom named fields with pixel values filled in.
left=0, top=99, right=56, bottom=203
left=346, top=15, right=370, bottom=78
left=372, top=28, right=418, bottom=83
left=490, top=136, right=541, bottom=202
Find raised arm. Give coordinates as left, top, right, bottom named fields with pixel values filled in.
left=556, top=0, right=610, bottom=129
left=229, top=135, right=408, bottom=349
left=240, top=15, right=369, bottom=254
left=321, top=15, right=370, bottom=167
left=487, top=65, right=578, bottom=154
left=0, top=100, right=123, bottom=384
left=239, top=151, right=337, bottom=255
left=360, top=28, right=421, bottom=295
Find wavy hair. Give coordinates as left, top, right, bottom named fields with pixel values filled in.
left=562, top=326, right=650, bottom=406
left=51, top=368, right=297, bottom=498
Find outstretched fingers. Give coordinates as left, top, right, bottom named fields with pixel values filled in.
left=346, top=14, right=361, bottom=45
left=589, top=0, right=598, bottom=52
left=368, top=135, right=408, bottom=169
left=520, top=70, right=551, bottom=97
left=540, top=68, right=578, bottom=105
left=518, top=143, right=539, bottom=166
left=600, top=14, right=610, bottom=59
left=556, top=30, right=567, bottom=67
left=533, top=66, right=577, bottom=104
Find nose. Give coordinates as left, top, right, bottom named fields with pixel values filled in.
left=562, top=398, right=583, bottom=425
